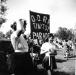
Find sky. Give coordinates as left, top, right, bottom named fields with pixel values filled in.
left=0, top=0, right=76, bottom=34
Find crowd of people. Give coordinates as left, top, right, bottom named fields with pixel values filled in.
left=6, top=18, right=75, bottom=75
left=6, top=18, right=59, bottom=75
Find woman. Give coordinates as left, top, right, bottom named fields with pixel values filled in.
left=8, top=19, right=33, bottom=75
left=40, top=33, right=57, bottom=75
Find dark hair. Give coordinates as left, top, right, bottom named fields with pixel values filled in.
left=11, top=22, right=17, bottom=31
left=34, top=36, right=37, bottom=39
left=45, top=38, right=48, bottom=42
left=49, top=33, right=54, bottom=39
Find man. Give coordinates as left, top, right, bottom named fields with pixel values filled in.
left=8, top=19, right=33, bottom=75
left=40, top=33, right=57, bottom=75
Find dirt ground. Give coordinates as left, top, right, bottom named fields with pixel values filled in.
left=54, top=50, right=75, bottom=75
left=36, top=49, right=75, bottom=75
left=0, top=49, right=75, bottom=75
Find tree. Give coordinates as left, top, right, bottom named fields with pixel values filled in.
left=0, top=0, right=7, bottom=27
left=5, top=30, right=13, bottom=39
left=0, top=31, right=5, bottom=39
left=55, top=27, right=74, bottom=41
left=67, top=29, right=74, bottom=40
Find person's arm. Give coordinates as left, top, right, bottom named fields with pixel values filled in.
left=11, top=33, right=18, bottom=50
left=40, top=49, right=49, bottom=54
left=17, top=30, right=23, bottom=37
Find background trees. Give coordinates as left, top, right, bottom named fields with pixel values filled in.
left=5, top=30, right=12, bottom=39
left=0, top=31, right=5, bottom=39
left=0, top=0, right=7, bottom=27
left=55, top=27, right=74, bottom=41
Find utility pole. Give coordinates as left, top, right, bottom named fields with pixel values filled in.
left=0, top=0, right=7, bottom=27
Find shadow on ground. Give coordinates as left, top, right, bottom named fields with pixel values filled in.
left=68, top=55, right=76, bottom=58
left=56, top=59, right=67, bottom=63
left=0, top=69, right=75, bottom=75
left=53, top=71, right=75, bottom=75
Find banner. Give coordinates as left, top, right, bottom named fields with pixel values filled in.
left=30, top=11, right=50, bottom=40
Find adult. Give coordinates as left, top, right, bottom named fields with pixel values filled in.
left=11, top=19, right=28, bottom=53
left=40, top=33, right=57, bottom=75
left=8, top=19, right=33, bottom=75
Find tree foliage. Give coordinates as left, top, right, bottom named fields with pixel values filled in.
left=0, top=0, right=7, bottom=27
left=55, top=27, right=74, bottom=41
left=5, top=30, right=13, bottom=39
left=0, top=31, right=5, bottom=39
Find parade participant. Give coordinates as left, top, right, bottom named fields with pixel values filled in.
left=40, top=33, right=57, bottom=75
left=29, top=36, right=41, bottom=67
left=11, top=19, right=29, bottom=53
left=9, top=19, right=33, bottom=75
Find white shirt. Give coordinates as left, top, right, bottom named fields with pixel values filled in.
left=40, top=42, right=56, bottom=56
left=11, top=31, right=28, bottom=52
